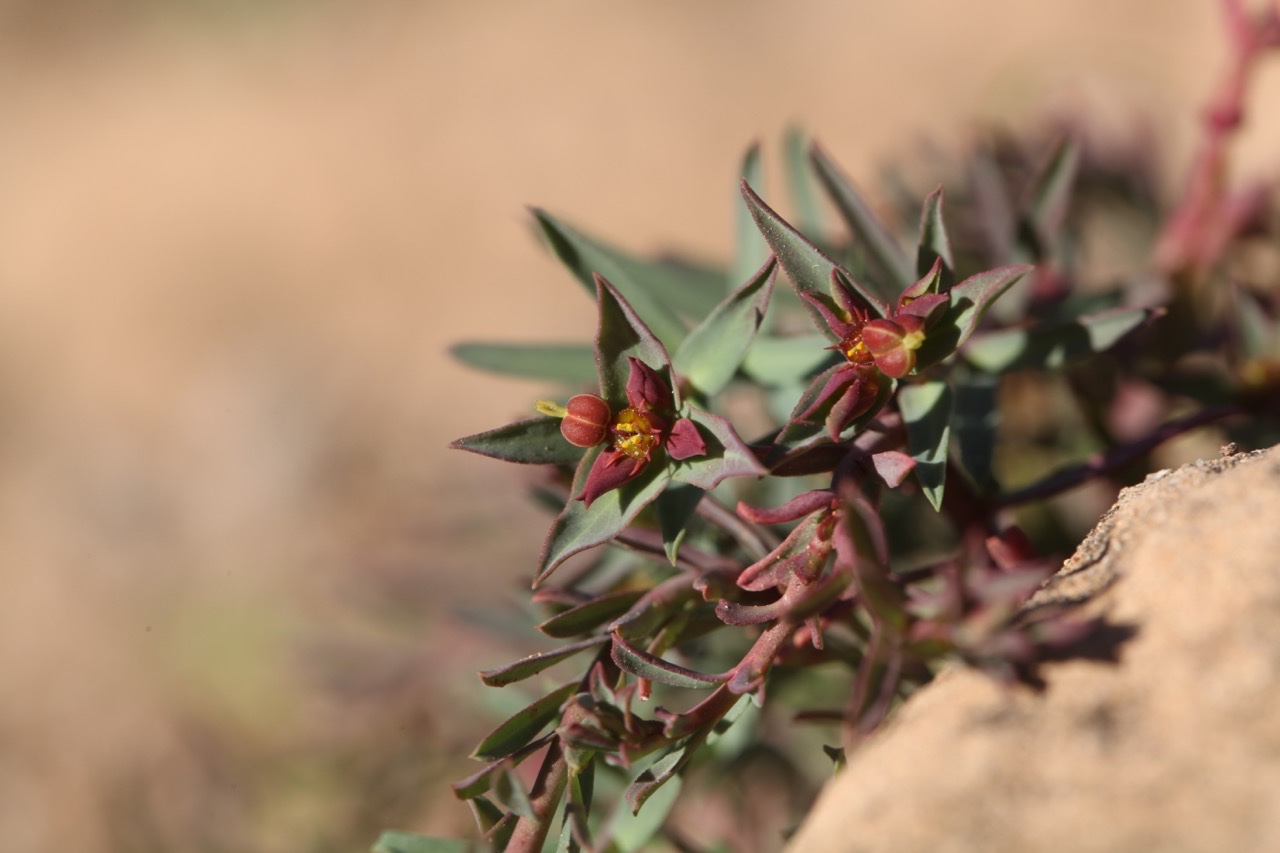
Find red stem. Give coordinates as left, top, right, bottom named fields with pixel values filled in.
left=996, top=405, right=1243, bottom=507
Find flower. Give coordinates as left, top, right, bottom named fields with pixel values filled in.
left=791, top=263, right=949, bottom=439
left=572, top=357, right=707, bottom=507
left=790, top=274, right=885, bottom=440
left=556, top=394, right=612, bottom=447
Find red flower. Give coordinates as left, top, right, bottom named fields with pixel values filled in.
left=576, top=357, right=707, bottom=507
left=792, top=263, right=950, bottom=438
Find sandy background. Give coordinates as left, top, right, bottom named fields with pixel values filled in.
left=0, top=1, right=1275, bottom=849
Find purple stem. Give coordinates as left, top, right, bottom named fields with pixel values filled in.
left=996, top=405, right=1243, bottom=507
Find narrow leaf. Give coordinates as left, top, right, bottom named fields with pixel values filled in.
left=536, top=448, right=673, bottom=585
left=468, top=796, right=505, bottom=833
left=784, top=126, right=829, bottom=238
left=962, top=307, right=1160, bottom=373
left=623, top=744, right=692, bottom=819
left=733, top=143, right=771, bottom=289
left=372, top=831, right=471, bottom=853
left=655, top=483, right=705, bottom=565
left=898, top=380, right=953, bottom=510
left=611, top=634, right=728, bottom=689
left=1023, top=136, right=1080, bottom=253
left=916, top=265, right=1032, bottom=369
left=479, top=636, right=610, bottom=687
left=532, top=208, right=693, bottom=346
left=472, top=682, right=579, bottom=760
left=740, top=180, right=888, bottom=318
left=741, top=334, right=836, bottom=386
left=916, top=186, right=956, bottom=288
left=595, top=275, right=677, bottom=407
left=538, top=589, right=647, bottom=639
left=809, top=142, right=913, bottom=301
left=673, top=257, right=777, bottom=398
left=451, top=417, right=585, bottom=466
left=950, top=369, right=1000, bottom=495
left=493, top=765, right=538, bottom=820
left=1234, top=285, right=1275, bottom=358
left=452, top=736, right=553, bottom=799
left=450, top=342, right=597, bottom=386
left=613, top=756, right=684, bottom=850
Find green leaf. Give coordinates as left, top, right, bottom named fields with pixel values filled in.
left=557, top=764, right=596, bottom=853
left=962, top=307, right=1158, bottom=373
left=1023, top=136, right=1080, bottom=255
left=809, top=142, right=912, bottom=302
left=450, top=342, right=597, bottom=386
left=898, top=380, right=953, bottom=510
left=611, top=634, right=728, bottom=688
left=479, top=636, right=610, bottom=687
left=532, top=209, right=696, bottom=346
left=741, top=333, right=837, bottom=387
left=733, top=143, right=771, bottom=290
left=916, top=265, right=1032, bottom=369
left=916, top=185, right=955, bottom=288
left=950, top=369, right=1000, bottom=495
left=536, top=448, right=673, bottom=585
left=674, top=257, right=777, bottom=398
left=493, top=765, right=538, bottom=820
left=452, top=735, right=551, bottom=798
left=372, top=830, right=472, bottom=853
left=623, top=743, right=693, bottom=819
left=611, top=758, right=684, bottom=851
left=740, top=180, right=889, bottom=319
left=784, top=126, right=829, bottom=239
left=1235, top=286, right=1276, bottom=358
left=655, top=483, right=705, bottom=565
left=472, top=682, right=579, bottom=760
left=669, top=406, right=767, bottom=491
left=595, top=275, right=678, bottom=407
left=538, top=589, right=647, bottom=639
left=451, top=417, right=586, bottom=466
left=467, top=796, right=505, bottom=834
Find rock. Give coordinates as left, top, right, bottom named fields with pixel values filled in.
left=787, top=445, right=1280, bottom=853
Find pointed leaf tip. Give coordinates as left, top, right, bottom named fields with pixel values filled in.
left=916, top=185, right=955, bottom=288
left=451, top=417, right=586, bottom=466
left=898, top=379, right=953, bottom=510
left=673, top=255, right=777, bottom=397
left=808, top=142, right=913, bottom=302
left=740, top=181, right=887, bottom=320
left=531, top=207, right=696, bottom=347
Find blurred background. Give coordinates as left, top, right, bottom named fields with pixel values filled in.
left=0, top=0, right=1275, bottom=850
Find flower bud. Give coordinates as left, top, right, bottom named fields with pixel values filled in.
left=559, top=394, right=612, bottom=447
left=862, top=316, right=926, bottom=378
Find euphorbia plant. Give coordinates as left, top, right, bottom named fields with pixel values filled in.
left=381, top=3, right=1280, bottom=850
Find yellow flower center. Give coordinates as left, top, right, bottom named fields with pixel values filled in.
left=840, top=330, right=874, bottom=366
left=612, top=407, right=660, bottom=459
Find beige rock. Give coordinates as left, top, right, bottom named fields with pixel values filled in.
left=788, top=445, right=1280, bottom=853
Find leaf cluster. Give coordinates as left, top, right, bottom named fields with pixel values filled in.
left=404, top=12, right=1280, bottom=845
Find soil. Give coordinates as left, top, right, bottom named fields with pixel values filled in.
left=788, top=444, right=1280, bottom=853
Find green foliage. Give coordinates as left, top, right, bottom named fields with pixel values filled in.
left=429, top=14, right=1280, bottom=845
left=372, top=831, right=473, bottom=853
